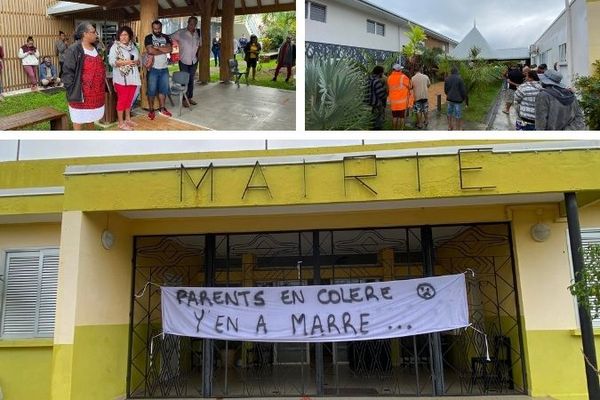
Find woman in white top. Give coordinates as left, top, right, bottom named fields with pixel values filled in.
left=109, top=26, right=141, bottom=130
left=18, top=36, right=40, bottom=90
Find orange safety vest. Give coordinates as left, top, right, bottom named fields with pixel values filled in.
left=387, top=71, right=411, bottom=111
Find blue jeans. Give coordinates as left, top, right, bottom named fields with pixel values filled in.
left=447, top=101, right=462, bottom=119
left=178, top=61, right=197, bottom=100
left=147, top=67, right=169, bottom=97
left=212, top=49, right=220, bottom=66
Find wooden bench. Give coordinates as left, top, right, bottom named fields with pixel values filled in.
left=0, top=107, right=68, bottom=130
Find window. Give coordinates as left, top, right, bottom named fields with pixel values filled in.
left=367, top=19, right=385, bottom=36
left=307, top=2, right=326, bottom=23
left=559, top=43, right=567, bottom=63
left=540, top=49, right=550, bottom=66
left=1, top=249, right=59, bottom=338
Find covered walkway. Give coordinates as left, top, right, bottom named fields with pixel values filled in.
left=173, top=82, right=295, bottom=130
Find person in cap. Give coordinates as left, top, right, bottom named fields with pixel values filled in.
left=387, top=63, right=411, bottom=130
left=536, top=63, right=547, bottom=77
left=535, top=69, right=584, bottom=130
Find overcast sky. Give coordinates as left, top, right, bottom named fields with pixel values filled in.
left=373, top=0, right=566, bottom=48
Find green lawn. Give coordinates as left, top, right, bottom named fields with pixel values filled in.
left=0, top=90, right=75, bottom=130
left=462, top=81, right=503, bottom=124
left=169, top=58, right=296, bottom=91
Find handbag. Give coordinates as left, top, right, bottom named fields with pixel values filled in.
left=143, top=53, right=154, bottom=70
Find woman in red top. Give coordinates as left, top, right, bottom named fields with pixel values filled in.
left=62, top=22, right=106, bottom=130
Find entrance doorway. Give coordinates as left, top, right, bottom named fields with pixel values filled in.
left=127, top=224, right=526, bottom=397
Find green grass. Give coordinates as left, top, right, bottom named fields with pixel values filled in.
left=0, top=90, right=72, bottom=130
left=462, top=81, right=503, bottom=123
left=169, top=58, right=296, bottom=91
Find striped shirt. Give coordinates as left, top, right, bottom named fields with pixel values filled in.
left=514, top=81, right=542, bottom=122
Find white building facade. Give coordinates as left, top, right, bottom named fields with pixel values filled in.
left=530, top=0, right=598, bottom=87
left=305, top=0, right=457, bottom=62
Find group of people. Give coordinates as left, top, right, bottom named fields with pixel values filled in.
left=503, top=63, right=585, bottom=130
left=367, top=64, right=437, bottom=131
left=0, top=17, right=295, bottom=130
left=367, top=60, right=586, bottom=131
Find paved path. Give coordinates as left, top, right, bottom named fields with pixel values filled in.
left=489, top=89, right=518, bottom=131
left=176, top=82, right=296, bottom=131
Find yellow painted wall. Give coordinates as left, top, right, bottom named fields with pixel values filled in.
left=62, top=151, right=600, bottom=212
left=0, top=344, right=53, bottom=400
left=129, top=205, right=510, bottom=236
left=51, top=211, right=132, bottom=400
left=0, top=223, right=60, bottom=400
left=511, top=203, right=600, bottom=398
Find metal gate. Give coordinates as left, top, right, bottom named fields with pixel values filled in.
left=127, top=224, right=527, bottom=398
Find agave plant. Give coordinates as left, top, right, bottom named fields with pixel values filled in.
left=305, top=58, right=373, bottom=130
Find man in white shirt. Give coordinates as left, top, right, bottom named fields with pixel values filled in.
left=410, top=67, right=431, bottom=129
left=170, top=16, right=201, bottom=107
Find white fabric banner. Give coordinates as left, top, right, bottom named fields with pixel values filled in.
left=161, top=273, right=469, bottom=342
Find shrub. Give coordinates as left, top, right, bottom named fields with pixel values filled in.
left=305, top=58, right=373, bottom=130
left=574, top=60, right=600, bottom=130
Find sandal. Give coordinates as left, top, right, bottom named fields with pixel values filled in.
left=126, top=120, right=138, bottom=127
left=118, top=123, right=132, bottom=131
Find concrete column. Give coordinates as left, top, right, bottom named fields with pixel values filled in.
left=198, top=0, right=214, bottom=83
left=565, top=192, right=600, bottom=400
left=140, top=0, right=159, bottom=110
left=51, top=212, right=132, bottom=400
left=219, top=0, right=234, bottom=81
left=380, top=247, right=395, bottom=281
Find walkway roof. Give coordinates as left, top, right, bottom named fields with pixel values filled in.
left=48, top=0, right=295, bottom=18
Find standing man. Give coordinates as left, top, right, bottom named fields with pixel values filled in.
left=55, top=31, right=68, bottom=78
left=444, top=67, right=467, bottom=131
left=170, top=16, right=201, bottom=107
left=387, top=64, right=411, bottom=130
left=411, top=66, right=431, bottom=129
left=535, top=69, right=585, bottom=130
left=272, top=36, right=295, bottom=83
left=145, top=20, right=173, bottom=119
left=502, top=65, right=524, bottom=114
left=211, top=32, right=221, bottom=67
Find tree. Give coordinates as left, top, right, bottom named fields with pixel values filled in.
left=469, top=46, right=482, bottom=62
left=402, top=24, right=427, bottom=75
left=260, top=11, right=296, bottom=51
left=569, top=243, right=600, bottom=319
left=574, top=60, right=600, bottom=130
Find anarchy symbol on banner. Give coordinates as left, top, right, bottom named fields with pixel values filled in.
left=416, top=283, right=436, bottom=300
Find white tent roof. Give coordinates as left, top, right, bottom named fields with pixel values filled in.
left=450, top=25, right=495, bottom=59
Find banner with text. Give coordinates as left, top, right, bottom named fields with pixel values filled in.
left=161, top=273, right=469, bottom=342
